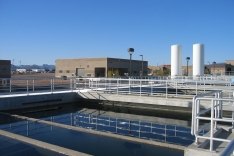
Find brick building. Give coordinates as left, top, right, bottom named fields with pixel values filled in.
left=55, top=58, right=148, bottom=78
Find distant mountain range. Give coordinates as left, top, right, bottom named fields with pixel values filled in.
left=11, top=64, right=55, bottom=71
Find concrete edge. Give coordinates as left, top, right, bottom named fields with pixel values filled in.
left=0, top=129, right=91, bottom=156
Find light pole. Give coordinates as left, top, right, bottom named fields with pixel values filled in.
left=139, top=55, right=143, bottom=77
left=213, top=61, right=216, bottom=75
left=186, top=57, right=190, bottom=76
left=128, top=48, right=134, bottom=77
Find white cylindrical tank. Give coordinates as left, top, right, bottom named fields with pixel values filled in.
left=193, top=43, right=204, bottom=77
left=171, top=44, right=182, bottom=78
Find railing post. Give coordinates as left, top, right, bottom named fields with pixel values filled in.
left=229, top=82, right=232, bottom=98
left=109, top=79, right=111, bottom=92
left=105, top=78, right=107, bottom=90
left=27, top=80, right=29, bottom=95
left=70, top=79, right=73, bottom=90
left=53, top=78, right=55, bottom=91
left=50, top=79, right=53, bottom=93
left=210, top=99, right=214, bottom=151
left=191, top=96, right=196, bottom=135
left=196, top=81, right=198, bottom=95
left=129, top=78, right=131, bottom=94
left=203, top=80, right=206, bottom=93
left=10, top=79, right=12, bottom=93
left=140, top=79, right=142, bottom=96
left=74, top=78, right=77, bottom=90
left=85, top=78, right=87, bottom=89
left=150, top=80, right=153, bottom=96
left=214, top=97, right=217, bottom=130
left=166, top=80, right=168, bottom=98
left=32, top=80, right=35, bottom=92
left=196, top=99, right=200, bottom=133
left=117, top=79, right=119, bottom=94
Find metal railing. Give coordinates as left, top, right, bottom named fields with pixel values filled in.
left=191, top=90, right=234, bottom=152
left=1, top=76, right=233, bottom=97
left=76, top=77, right=234, bottom=98
left=0, top=78, right=76, bottom=95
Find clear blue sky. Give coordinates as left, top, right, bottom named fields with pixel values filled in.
left=0, top=0, right=234, bottom=66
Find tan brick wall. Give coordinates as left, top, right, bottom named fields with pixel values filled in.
left=55, top=58, right=148, bottom=78
left=55, top=58, right=107, bottom=78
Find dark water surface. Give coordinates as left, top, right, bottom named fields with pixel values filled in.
left=0, top=122, right=184, bottom=156
left=0, top=104, right=189, bottom=156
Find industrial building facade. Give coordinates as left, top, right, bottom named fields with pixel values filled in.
left=0, top=60, right=11, bottom=78
left=55, top=58, right=148, bottom=78
left=0, top=60, right=11, bottom=86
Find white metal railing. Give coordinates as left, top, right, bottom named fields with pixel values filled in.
left=0, top=78, right=76, bottom=95
left=76, top=77, right=233, bottom=98
left=1, top=76, right=233, bottom=98
left=191, top=91, right=234, bottom=151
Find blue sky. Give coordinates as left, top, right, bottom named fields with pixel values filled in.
left=0, top=0, right=233, bottom=65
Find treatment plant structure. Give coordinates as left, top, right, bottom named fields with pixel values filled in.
left=0, top=44, right=234, bottom=156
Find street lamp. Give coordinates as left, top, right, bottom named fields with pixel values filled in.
left=213, top=61, right=216, bottom=75
left=139, top=55, right=143, bottom=77
left=128, top=48, right=134, bottom=77
left=186, top=57, right=190, bottom=76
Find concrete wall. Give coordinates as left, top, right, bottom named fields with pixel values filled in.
left=0, top=92, right=80, bottom=111
left=77, top=91, right=193, bottom=108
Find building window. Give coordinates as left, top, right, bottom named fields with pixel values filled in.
left=87, top=65, right=89, bottom=68
left=66, top=70, right=70, bottom=73
left=87, top=74, right=91, bottom=77
left=59, top=70, right=63, bottom=73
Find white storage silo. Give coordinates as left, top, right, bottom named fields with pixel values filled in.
left=171, top=44, right=182, bottom=78
left=193, top=44, right=204, bottom=77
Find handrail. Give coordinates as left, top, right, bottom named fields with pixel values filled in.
left=192, top=90, right=234, bottom=151
left=76, top=77, right=233, bottom=99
